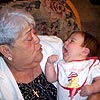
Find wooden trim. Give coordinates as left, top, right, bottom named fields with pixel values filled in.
left=66, top=0, right=82, bottom=30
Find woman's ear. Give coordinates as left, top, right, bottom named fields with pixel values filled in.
left=0, top=45, right=12, bottom=61
left=82, top=47, right=90, bottom=57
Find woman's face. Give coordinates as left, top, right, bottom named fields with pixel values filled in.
left=63, top=32, right=84, bottom=62
left=10, top=23, right=43, bottom=69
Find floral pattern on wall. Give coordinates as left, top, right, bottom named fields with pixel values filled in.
left=0, top=0, right=79, bottom=41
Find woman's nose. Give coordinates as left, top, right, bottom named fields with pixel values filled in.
left=31, top=29, right=40, bottom=44
left=32, top=32, right=40, bottom=44
left=32, top=33, right=40, bottom=44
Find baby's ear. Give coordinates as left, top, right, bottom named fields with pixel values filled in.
left=82, top=48, right=90, bottom=56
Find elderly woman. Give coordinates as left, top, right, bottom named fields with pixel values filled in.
left=0, top=6, right=100, bottom=100
left=0, top=7, right=63, bottom=100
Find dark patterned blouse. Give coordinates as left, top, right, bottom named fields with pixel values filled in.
left=18, top=72, right=57, bottom=100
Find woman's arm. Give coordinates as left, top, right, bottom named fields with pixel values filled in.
left=87, top=92, right=100, bottom=100
left=80, top=76, right=100, bottom=97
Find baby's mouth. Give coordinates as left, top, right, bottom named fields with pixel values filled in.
left=63, top=47, right=68, bottom=55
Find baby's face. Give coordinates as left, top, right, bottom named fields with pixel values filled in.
left=62, top=32, right=85, bottom=62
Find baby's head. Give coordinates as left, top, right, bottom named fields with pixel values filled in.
left=63, top=31, right=99, bottom=62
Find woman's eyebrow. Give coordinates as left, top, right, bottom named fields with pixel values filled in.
left=24, top=28, right=33, bottom=35
left=24, top=24, right=34, bottom=35
left=27, top=29, right=32, bottom=33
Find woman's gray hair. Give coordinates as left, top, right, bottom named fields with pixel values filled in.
left=0, top=7, right=35, bottom=45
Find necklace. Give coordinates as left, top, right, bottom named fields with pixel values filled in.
left=33, top=89, right=39, bottom=97
left=32, top=72, right=39, bottom=98
left=18, top=79, right=40, bottom=99
left=16, top=69, right=40, bottom=98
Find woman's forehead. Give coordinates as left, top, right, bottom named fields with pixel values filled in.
left=21, top=24, right=33, bottom=35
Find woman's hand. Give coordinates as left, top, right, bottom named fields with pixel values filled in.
left=80, top=85, right=94, bottom=97
left=87, top=93, right=100, bottom=100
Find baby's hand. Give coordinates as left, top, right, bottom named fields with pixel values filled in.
left=47, top=55, right=59, bottom=64
left=80, top=85, right=94, bottom=97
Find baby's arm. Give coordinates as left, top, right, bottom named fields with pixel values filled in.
left=45, top=55, right=59, bottom=83
left=80, top=76, right=100, bottom=97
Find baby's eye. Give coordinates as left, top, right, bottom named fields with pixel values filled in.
left=67, top=39, right=74, bottom=43
left=70, top=39, right=74, bottom=42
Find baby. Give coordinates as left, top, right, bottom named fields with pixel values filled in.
left=45, top=31, right=100, bottom=100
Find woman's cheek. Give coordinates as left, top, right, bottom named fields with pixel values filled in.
left=25, top=42, right=35, bottom=51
